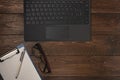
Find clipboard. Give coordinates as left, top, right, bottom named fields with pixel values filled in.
left=0, top=44, right=44, bottom=80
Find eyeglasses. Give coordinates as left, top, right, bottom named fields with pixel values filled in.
left=30, top=43, right=51, bottom=73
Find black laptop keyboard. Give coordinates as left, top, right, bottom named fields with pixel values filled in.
left=24, top=0, right=90, bottom=25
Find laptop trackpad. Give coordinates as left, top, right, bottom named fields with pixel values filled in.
left=46, top=27, right=68, bottom=40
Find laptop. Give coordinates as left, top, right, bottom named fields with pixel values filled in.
left=24, top=0, right=90, bottom=41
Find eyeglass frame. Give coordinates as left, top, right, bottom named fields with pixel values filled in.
left=30, top=43, right=51, bottom=73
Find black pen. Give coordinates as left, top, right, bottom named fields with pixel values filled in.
left=16, top=49, right=25, bottom=79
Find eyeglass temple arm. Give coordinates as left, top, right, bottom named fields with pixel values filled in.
left=33, top=43, right=52, bottom=73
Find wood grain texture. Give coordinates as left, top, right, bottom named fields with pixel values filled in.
left=0, top=4, right=23, bottom=13
left=0, top=35, right=120, bottom=56
left=92, top=0, right=120, bottom=13
left=92, top=13, right=120, bottom=35
left=0, top=35, right=23, bottom=55
left=40, top=56, right=120, bottom=76
left=0, top=0, right=23, bottom=3
left=0, top=0, right=23, bottom=13
left=30, top=56, right=120, bottom=77
left=46, top=76, right=120, bottom=80
left=0, top=14, right=24, bottom=34
left=0, top=0, right=120, bottom=79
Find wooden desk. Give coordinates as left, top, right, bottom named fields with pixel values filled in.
left=0, top=0, right=120, bottom=80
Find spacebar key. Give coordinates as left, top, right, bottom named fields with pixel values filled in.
left=45, top=21, right=63, bottom=25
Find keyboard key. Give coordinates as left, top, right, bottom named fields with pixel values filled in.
left=25, top=0, right=90, bottom=25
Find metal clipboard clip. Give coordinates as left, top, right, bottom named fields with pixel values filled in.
left=0, top=44, right=25, bottom=62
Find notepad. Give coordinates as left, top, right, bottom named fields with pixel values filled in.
left=0, top=44, right=43, bottom=80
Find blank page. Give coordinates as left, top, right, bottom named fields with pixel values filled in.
left=0, top=44, right=42, bottom=80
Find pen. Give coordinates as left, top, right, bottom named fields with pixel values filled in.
left=16, top=49, right=25, bottom=79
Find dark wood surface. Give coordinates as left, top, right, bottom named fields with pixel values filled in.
left=0, top=0, right=120, bottom=80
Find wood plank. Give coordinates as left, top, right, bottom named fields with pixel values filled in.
left=0, top=14, right=24, bottom=34
left=0, top=0, right=120, bottom=13
left=0, top=4, right=23, bottom=13
left=92, top=13, right=120, bottom=35
left=46, top=76, right=120, bottom=80
left=0, top=35, right=23, bottom=55
left=0, top=0, right=23, bottom=13
left=43, top=56, right=120, bottom=76
left=0, top=0, right=120, bottom=79
left=30, top=56, right=120, bottom=76
left=0, top=14, right=120, bottom=35
left=0, top=35, right=120, bottom=56
left=0, top=0, right=23, bottom=3
left=92, top=0, right=120, bottom=13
